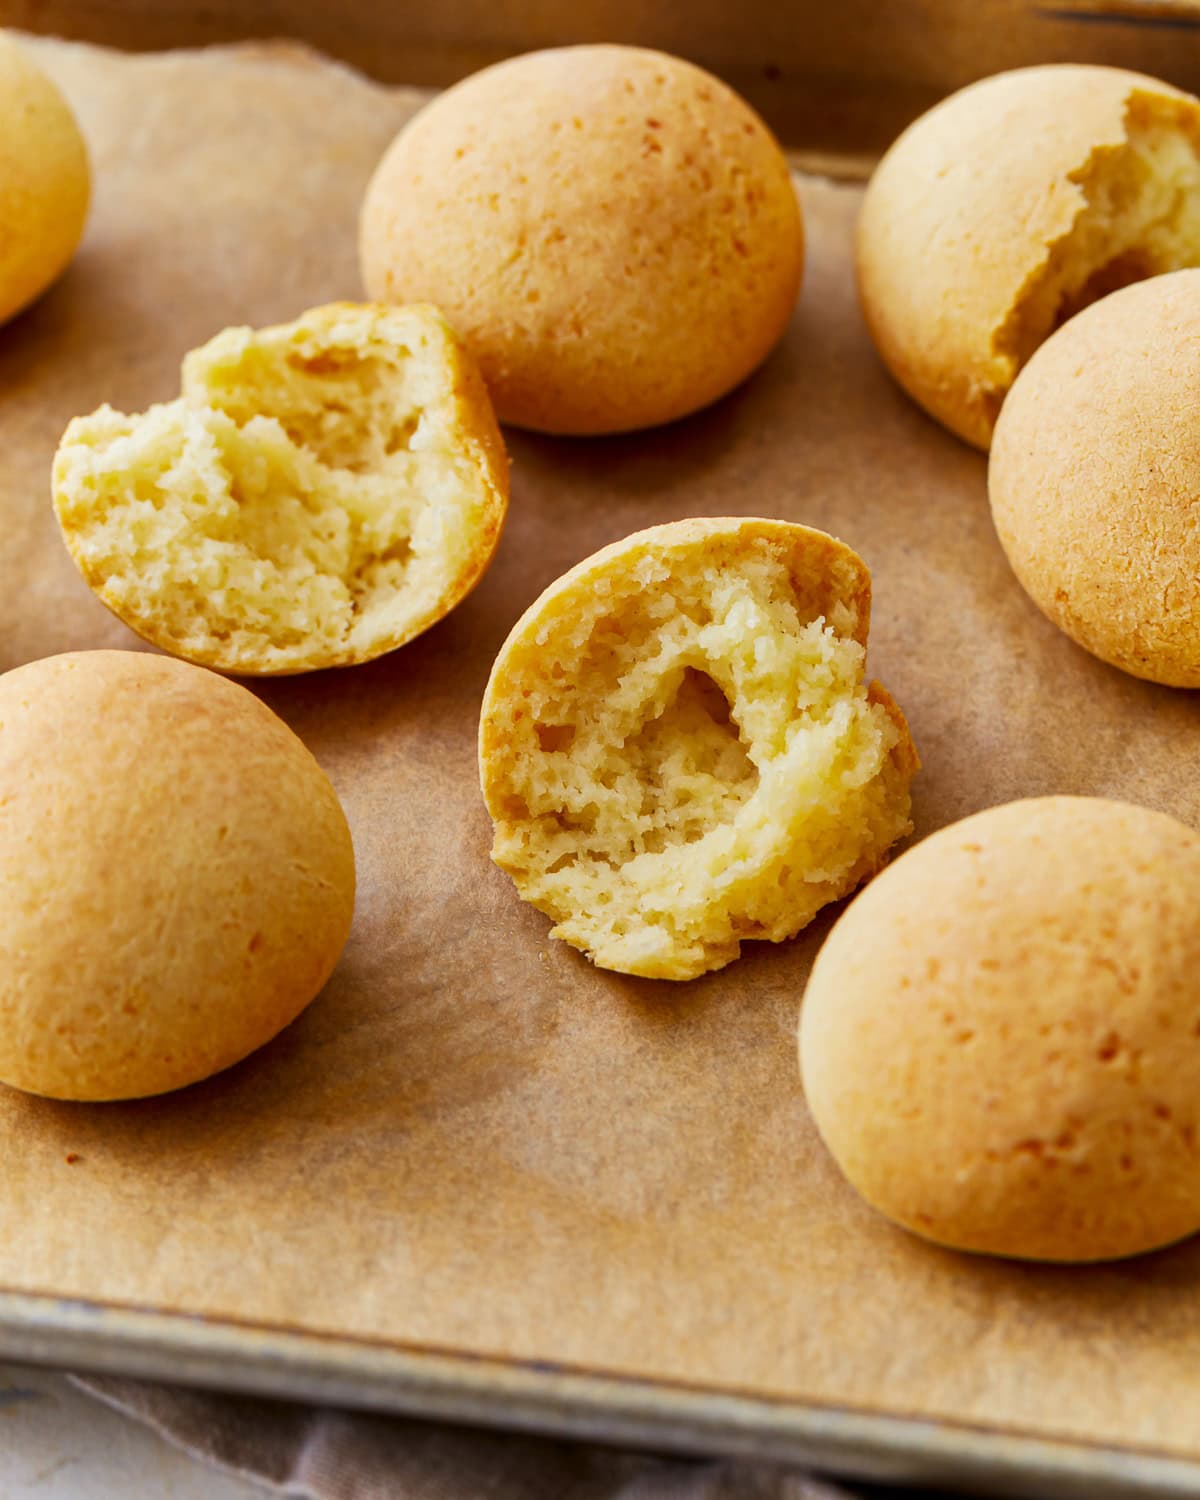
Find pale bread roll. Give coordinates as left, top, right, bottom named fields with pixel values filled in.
left=0, top=32, right=89, bottom=326
left=0, top=651, right=355, bottom=1102
left=479, top=518, right=918, bottom=981
left=857, top=65, right=1200, bottom=450
left=53, top=303, right=508, bottom=675
left=360, top=46, right=804, bottom=435
left=800, top=797, right=1200, bottom=1263
left=989, top=269, right=1200, bottom=688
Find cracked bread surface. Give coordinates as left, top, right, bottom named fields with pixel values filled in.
left=857, top=65, right=1200, bottom=450
left=52, top=302, right=508, bottom=674
left=479, top=518, right=918, bottom=981
left=800, top=797, right=1200, bottom=1262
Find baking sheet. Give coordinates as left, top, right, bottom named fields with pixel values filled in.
left=3, top=33, right=1200, bottom=1470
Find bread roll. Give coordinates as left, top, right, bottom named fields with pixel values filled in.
left=360, top=46, right=804, bottom=435
left=0, top=33, right=89, bottom=326
left=989, top=269, right=1200, bottom=688
left=857, top=65, right=1200, bottom=450
left=479, top=518, right=917, bottom=980
left=800, top=797, right=1200, bottom=1262
left=0, top=651, right=355, bottom=1101
left=53, top=302, right=508, bottom=674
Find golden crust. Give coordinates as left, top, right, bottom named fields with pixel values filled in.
left=53, top=302, right=509, bottom=676
left=360, top=45, right=804, bottom=435
left=800, top=796, right=1200, bottom=1263
left=0, top=651, right=355, bottom=1101
left=857, top=65, right=1200, bottom=450
left=866, top=677, right=921, bottom=784
left=480, top=517, right=917, bottom=980
left=0, top=32, right=89, bottom=326
left=989, top=269, right=1200, bottom=688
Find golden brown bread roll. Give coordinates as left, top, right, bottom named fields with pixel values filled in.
left=800, top=796, right=1200, bottom=1262
left=360, top=46, right=804, bottom=435
left=0, top=651, right=355, bottom=1101
left=0, top=32, right=89, bottom=326
left=989, top=268, right=1200, bottom=688
left=857, top=65, right=1200, bottom=449
left=479, top=517, right=917, bottom=980
left=53, top=303, right=508, bottom=674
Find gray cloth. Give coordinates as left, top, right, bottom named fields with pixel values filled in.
left=71, top=1374, right=864, bottom=1500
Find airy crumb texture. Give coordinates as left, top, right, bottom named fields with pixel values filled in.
left=53, top=303, right=509, bottom=674
left=857, top=66, right=1200, bottom=450
left=995, top=97, right=1200, bottom=373
left=479, top=518, right=918, bottom=981
left=800, top=797, right=1200, bottom=1263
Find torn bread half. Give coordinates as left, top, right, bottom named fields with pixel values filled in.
left=53, top=302, right=509, bottom=674
left=479, top=517, right=919, bottom=981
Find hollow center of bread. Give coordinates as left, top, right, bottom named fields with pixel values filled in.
left=607, top=666, right=760, bottom=853
left=54, top=323, right=485, bottom=670
left=492, top=549, right=912, bottom=979
left=995, top=98, right=1200, bottom=382
left=212, top=343, right=427, bottom=474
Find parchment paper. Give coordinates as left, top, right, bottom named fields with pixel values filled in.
left=4, top=34, right=1200, bottom=1462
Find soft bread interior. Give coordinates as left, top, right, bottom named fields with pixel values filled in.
left=486, top=540, right=914, bottom=981
left=53, top=306, right=504, bottom=673
left=993, top=94, right=1200, bottom=394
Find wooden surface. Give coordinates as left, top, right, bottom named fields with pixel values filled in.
left=2, top=0, right=1199, bottom=159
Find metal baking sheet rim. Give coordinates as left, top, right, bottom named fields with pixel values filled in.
left=0, top=1290, right=1194, bottom=1499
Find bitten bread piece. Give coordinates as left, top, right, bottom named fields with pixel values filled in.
left=990, top=270, right=1200, bottom=688
left=800, top=797, right=1200, bottom=1263
left=857, top=65, right=1200, bottom=450
left=0, top=33, right=89, bottom=326
left=53, top=303, right=508, bottom=674
left=360, top=46, right=804, bottom=435
left=0, top=651, right=355, bottom=1101
left=479, top=518, right=918, bottom=981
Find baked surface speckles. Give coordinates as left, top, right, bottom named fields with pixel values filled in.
left=800, top=796, right=1200, bottom=1262
left=360, top=45, right=804, bottom=435
left=989, top=268, right=1200, bottom=688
